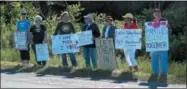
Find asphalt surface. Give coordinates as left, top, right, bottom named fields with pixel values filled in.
left=1, top=72, right=186, bottom=88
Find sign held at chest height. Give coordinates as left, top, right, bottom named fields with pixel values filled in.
left=51, top=34, right=80, bottom=55
left=77, top=30, right=93, bottom=46
left=145, top=21, right=169, bottom=52
left=115, top=29, right=142, bottom=49
left=14, top=32, right=28, bottom=50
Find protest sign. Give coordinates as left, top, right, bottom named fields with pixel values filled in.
left=77, top=30, right=93, bottom=46
left=115, top=29, right=142, bottom=49
left=51, top=34, right=80, bottom=55
left=145, top=21, right=169, bottom=52
left=96, top=38, right=117, bottom=70
left=35, top=43, right=49, bottom=61
left=14, top=32, right=28, bottom=50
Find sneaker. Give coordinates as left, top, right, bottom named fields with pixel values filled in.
left=134, top=66, right=138, bottom=71
left=86, top=66, right=91, bottom=70
left=158, top=74, right=167, bottom=83
left=62, top=66, right=69, bottom=72
left=72, top=66, right=79, bottom=70
left=129, top=66, right=133, bottom=72
left=148, top=74, right=159, bottom=83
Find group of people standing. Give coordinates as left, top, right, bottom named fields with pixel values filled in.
left=16, top=8, right=169, bottom=83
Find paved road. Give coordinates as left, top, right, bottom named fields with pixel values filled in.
left=1, top=72, right=186, bottom=88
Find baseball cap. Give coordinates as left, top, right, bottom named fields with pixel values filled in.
left=84, top=14, right=93, bottom=20
left=20, top=8, right=27, bottom=15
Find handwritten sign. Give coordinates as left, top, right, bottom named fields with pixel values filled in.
left=14, top=32, right=28, bottom=50
left=96, top=38, right=117, bottom=70
left=51, top=34, right=80, bottom=55
left=145, top=21, right=169, bottom=52
left=35, top=43, right=49, bottom=61
left=77, top=30, right=93, bottom=46
left=115, top=29, right=142, bottom=49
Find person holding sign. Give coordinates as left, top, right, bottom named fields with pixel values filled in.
left=53, top=11, right=77, bottom=68
left=82, top=14, right=101, bottom=70
left=102, top=16, right=116, bottom=39
left=16, top=8, right=31, bottom=66
left=122, top=13, right=139, bottom=71
left=148, top=9, right=171, bottom=83
left=30, top=15, right=47, bottom=66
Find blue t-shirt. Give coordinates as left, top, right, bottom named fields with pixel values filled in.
left=16, top=19, right=31, bottom=32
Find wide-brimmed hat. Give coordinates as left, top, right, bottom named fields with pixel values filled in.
left=106, top=16, right=113, bottom=21
left=122, top=13, right=134, bottom=19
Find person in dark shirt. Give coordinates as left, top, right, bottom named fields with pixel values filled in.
left=30, top=15, right=47, bottom=66
left=53, top=11, right=77, bottom=68
left=82, top=14, right=100, bottom=70
left=102, top=16, right=116, bottom=39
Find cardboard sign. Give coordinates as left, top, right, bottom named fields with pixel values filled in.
left=96, top=38, right=117, bottom=70
left=51, top=34, right=80, bottom=55
left=14, top=32, right=28, bottom=50
left=145, top=21, right=169, bottom=52
left=35, top=43, right=49, bottom=61
left=77, top=30, right=93, bottom=46
left=115, top=29, right=142, bottom=49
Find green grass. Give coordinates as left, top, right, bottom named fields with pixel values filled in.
left=1, top=49, right=186, bottom=84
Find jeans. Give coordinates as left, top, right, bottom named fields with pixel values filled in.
left=123, top=49, right=137, bottom=67
left=150, top=51, right=168, bottom=75
left=61, top=53, right=77, bottom=67
left=83, top=47, right=97, bottom=69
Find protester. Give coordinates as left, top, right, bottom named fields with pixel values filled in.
left=148, top=8, right=170, bottom=83
left=30, top=15, right=47, bottom=66
left=102, top=16, right=116, bottom=39
left=53, top=11, right=77, bottom=69
left=16, top=8, right=31, bottom=66
left=82, top=14, right=100, bottom=70
left=122, top=13, right=139, bottom=71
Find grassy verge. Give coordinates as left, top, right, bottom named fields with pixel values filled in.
left=1, top=52, right=186, bottom=84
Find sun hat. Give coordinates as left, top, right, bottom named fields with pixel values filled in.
left=122, top=13, right=134, bottom=19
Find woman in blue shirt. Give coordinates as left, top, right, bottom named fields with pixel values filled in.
left=16, top=9, right=31, bottom=66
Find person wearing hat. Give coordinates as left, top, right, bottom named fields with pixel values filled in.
left=102, top=16, right=116, bottom=39
left=148, top=8, right=171, bottom=83
left=30, top=15, right=47, bottom=66
left=16, top=8, right=31, bottom=66
left=122, top=13, right=139, bottom=71
left=82, top=13, right=101, bottom=70
left=53, top=11, right=77, bottom=69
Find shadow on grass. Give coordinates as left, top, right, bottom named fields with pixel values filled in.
left=1, top=65, right=138, bottom=83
